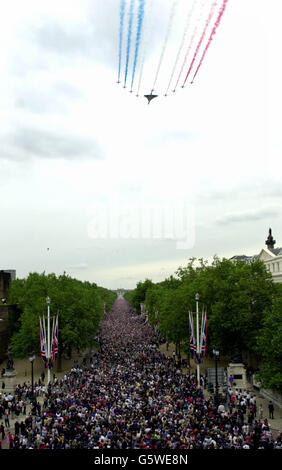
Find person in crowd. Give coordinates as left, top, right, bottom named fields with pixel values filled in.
left=268, top=401, right=274, bottom=419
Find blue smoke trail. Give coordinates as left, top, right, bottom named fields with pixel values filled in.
left=130, top=0, right=145, bottom=91
left=124, top=0, right=135, bottom=87
left=118, top=0, right=126, bottom=83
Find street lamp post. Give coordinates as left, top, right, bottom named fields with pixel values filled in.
left=195, top=293, right=200, bottom=388
left=46, top=296, right=51, bottom=384
left=213, top=346, right=219, bottom=408
left=29, top=350, right=35, bottom=399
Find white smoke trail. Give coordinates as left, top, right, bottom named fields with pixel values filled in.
left=151, top=0, right=179, bottom=93
left=164, top=0, right=197, bottom=95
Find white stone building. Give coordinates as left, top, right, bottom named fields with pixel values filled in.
left=257, top=246, right=282, bottom=284
left=230, top=228, right=282, bottom=284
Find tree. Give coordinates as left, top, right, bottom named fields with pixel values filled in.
left=157, top=286, right=189, bottom=349
left=125, top=279, right=153, bottom=313
left=128, top=256, right=275, bottom=363
left=7, top=272, right=115, bottom=364
left=255, top=284, right=282, bottom=391
left=204, top=257, right=274, bottom=359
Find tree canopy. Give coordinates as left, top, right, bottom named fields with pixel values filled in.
left=255, top=284, right=282, bottom=391
left=126, top=256, right=281, bottom=390
left=7, top=272, right=116, bottom=360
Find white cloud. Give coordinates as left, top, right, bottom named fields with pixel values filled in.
left=216, top=207, right=280, bottom=226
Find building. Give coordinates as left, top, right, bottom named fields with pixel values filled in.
left=0, top=270, right=17, bottom=363
left=229, top=254, right=258, bottom=264
left=230, top=228, right=282, bottom=284
left=3, top=270, right=16, bottom=281
left=257, top=229, right=282, bottom=284
left=0, top=271, right=12, bottom=302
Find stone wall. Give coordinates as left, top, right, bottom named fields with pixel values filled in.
left=0, top=304, right=10, bottom=362
left=0, top=270, right=12, bottom=299
left=0, top=305, right=14, bottom=363
left=0, top=270, right=18, bottom=364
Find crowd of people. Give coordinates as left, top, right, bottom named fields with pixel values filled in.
left=0, top=297, right=281, bottom=450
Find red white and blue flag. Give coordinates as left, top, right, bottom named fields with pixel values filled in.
left=39, top=317, right=47, bottom=365
left=200, top=310, right=207, bottom=359
left=189, top=311, right=197, bottom=361
left=39, top=314, right=59, bottom=369
left=51, top=315, right=59, bottom=362
left=189, top=310, right=207, bottom=364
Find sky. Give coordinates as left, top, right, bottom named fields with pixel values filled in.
left=0, top=0, right=281, bottom=289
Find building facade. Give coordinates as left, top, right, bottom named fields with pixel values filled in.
left=0, top=270, right=16, bottom=363
left=258, top=246, right=282, bottom=283
left=230, top=228, right=282, bottom=284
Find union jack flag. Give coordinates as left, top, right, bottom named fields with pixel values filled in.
left=189, top=310, right=207, bottom=364
left=189, top=311, right=197, bottom=361
left=51, top=315, right=59, bottom=362
left=39, top=317, right=47, bottom=365
left=200, top=311, right=207, bottom=359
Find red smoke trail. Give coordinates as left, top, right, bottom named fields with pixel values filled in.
left=173, top=20, right=198, bottom=91
left=182, top=0, right=217, bottom=87
left=191, top=0, right=229, bottom=82
left=173, top=0, right=205, bottom=92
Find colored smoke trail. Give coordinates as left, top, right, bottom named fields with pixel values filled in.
left=182, top=0, right=217, bottom=86
left=124, top=0, right=135, bottom=87
left=173, top=0, right=205, bottom=92
left=118, top=0, right=126, bottom=83
left=151, top=0, right=179, bottom=93
left=136, top=0, right=153, bottom=96
left=191, top=0, right=229, bottom=82
left=165, top=0, right=197, bottom=95
left=130, top=0, right=145, bottom=91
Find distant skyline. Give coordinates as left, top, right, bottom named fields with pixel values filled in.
left=0, top=0, right=281, bottom=289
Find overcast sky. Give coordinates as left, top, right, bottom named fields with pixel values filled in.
left=1, top=0, right=281, bottom=289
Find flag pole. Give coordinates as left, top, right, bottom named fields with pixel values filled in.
left=46, top=296, right=51, bottom=384
left=195, top=293, right=200, bottom=388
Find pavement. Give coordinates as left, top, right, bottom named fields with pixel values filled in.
left=204, top=386, right=282, bottom=437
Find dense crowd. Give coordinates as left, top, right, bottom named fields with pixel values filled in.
left=0, top=298, right=281, bottom=450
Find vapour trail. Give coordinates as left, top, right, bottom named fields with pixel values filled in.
left=165, top=0, right=197, bottom=95
left=151, top=0, right=179, bottom=93
left=182, top=0, right=217, bottom=86
left=136, top=0, right=154, bottom=96
left=191, top=0, right=229, bottom=82
left=130, top=0, right=146, bottom=91
left=173, top=0, right=205, bottom=92
left=118, top=0, right=126, bottom=83
left=124, top=0, right=136, bottom=87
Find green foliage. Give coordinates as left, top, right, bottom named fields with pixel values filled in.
left=202, top=257, right=274, bottom=354
left=255, top=284, right=282, bottom=391
left=96, top=286, right=117, bottom=312
left=125, top=279, right=153, bottom=313
left=7, top=272, right=116, bottom=359
left=128, top=256, right=275, bottom=365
